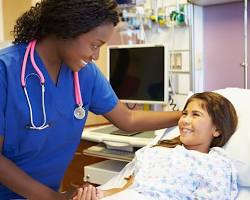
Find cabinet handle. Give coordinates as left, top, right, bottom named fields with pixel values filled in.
left=85, top=175, right=90, bottom=182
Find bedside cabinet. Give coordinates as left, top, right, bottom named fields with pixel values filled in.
left=60, top=140, right=106, bottom=191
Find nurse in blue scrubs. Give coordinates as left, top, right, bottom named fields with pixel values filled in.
left=0, top=0, right=182, bottom=199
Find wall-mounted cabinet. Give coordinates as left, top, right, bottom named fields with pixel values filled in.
left=188, top=0, right=242, bottom=6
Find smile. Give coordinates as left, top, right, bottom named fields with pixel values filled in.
left=180, top=127, right=193, bottom=135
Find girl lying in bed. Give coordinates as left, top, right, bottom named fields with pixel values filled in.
left=74, top=92, right=238, bottom=200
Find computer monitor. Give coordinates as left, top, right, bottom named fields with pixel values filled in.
left=107, top=44, right=169, bottom=104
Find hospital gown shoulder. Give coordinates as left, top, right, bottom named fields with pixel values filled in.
left=208, top=147, right=236, bottom=167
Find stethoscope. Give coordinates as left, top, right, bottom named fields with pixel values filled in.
left=21, top=40, right=86, bottom=130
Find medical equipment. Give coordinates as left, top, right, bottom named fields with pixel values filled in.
left=82, top=125, right=157, bottom=151
left=21, top=40, right=85, bottom=130
left=107, top=44, right=169, bottom=105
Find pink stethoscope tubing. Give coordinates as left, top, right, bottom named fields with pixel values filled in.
left=21, top=40, right=85, bottom=130
left=73, top=71, right=83, bottom=107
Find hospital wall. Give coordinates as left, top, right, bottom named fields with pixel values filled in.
left=203, top=2, right=250, bottom=90
left=2, top=0, right=31, bottom=41
left=0, top=0, right=3, bottom=41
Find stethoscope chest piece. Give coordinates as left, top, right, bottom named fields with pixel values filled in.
left=74, top=105, right=85, bottom=120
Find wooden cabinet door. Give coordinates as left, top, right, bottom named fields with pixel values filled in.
left=60, top=140, right=106, bottom=192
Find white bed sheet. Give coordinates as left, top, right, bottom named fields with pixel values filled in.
left=101, top=189, right=152, bottom=200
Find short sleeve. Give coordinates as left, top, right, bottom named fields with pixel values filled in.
left=89, top=65, right=118, bottom=115
left=0, top=60, right=7, bottom=135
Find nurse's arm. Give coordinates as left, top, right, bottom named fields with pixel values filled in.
left=0, top=136, right=67, bottom=200
left=104, top=101, right=182, bottom=132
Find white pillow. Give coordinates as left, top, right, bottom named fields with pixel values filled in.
left=161, top=88, right=250, bottom=187
left=214, top=88, right=250, bottom=187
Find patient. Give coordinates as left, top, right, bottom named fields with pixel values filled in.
left=74, top=92, right=239, bottom=200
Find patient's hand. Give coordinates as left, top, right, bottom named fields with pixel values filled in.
left=72, top=176, right=134, bottom=199
left=72, top=185, right=104, bottom=200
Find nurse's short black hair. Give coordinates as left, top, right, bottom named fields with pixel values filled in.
left=12, top=0, right=119, bottom=44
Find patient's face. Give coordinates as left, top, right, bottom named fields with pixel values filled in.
left=178, top=100, right=220, bottom=153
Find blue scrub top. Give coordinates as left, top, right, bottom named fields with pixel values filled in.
left=0, top=43, right=118, bottom=199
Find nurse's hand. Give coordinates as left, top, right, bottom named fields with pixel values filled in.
left=72, top=185, right=104, bottom=200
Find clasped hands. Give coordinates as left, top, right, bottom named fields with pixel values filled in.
left=62, top=182, right=103, bottom=200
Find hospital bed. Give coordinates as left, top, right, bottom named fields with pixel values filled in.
left=98, top=88, right=250, bottom=200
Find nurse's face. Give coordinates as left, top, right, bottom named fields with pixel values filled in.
left=178, top=100, right=220, bottom=153
left=58, top=22, right=115, bottom=72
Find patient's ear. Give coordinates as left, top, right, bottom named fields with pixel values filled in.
left=213, top=129, right=220, bottom=137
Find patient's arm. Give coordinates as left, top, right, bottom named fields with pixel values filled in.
left=73, top=176, right=134, bottom=200
left=102, top=175, right=134, bottom=197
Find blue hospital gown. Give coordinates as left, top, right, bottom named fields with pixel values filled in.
left=130, top=145, right=238, bottom=200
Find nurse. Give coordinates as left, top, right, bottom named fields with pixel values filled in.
left=0, top=0, right=181, bottom=199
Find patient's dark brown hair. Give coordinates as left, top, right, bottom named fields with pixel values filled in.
left=156, top=92, right=238, bottom=148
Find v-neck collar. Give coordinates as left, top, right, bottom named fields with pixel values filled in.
left=32, top=48, right=77, bottom=118
left=33, top=49, right=70, bottom=89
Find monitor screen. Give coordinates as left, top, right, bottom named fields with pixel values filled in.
left=107, top=44, right=168, bottom=104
